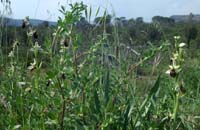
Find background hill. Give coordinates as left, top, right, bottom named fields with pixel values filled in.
left=2, top=14, right=200, bottom=27
left=3, top=18, right=57, bottom=27
left=170, top=14, right=200, bottom=23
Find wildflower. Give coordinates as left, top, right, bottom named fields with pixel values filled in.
left=27, top=30, right=38, bottom=39
left=13, top=125, right=21, bottom=130
left=30, top=42, right=43, bottom=52
left=25, top=87, right=32, bottom=93
left=50, top=91, right=55, bottom=97
left=12, top=40, right=19, bottom=48
left=8, top=51, right=14, bottom=58
left=78, top=63, right=84, bottom=69
left=34, top=42, right=41, bottom=49
left=17, top=82, right=26, bottom=87
left=60, top=37, right=68, bottom=47
left=22, top=16, right=30, bottom=28
left=28, top=59, right=37, bottom=71
left=172, top=53, right=178, bottom=61
left=46, top=79, right=52, bottom=87
left=22, top=20, right=26, bottom=28
left=179, top=43, right=186, bottom=48
left=166, top=65, right=181, bottom=78
left=174, top=36, right=180, bottom=40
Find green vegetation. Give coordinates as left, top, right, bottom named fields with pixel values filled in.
left=1, top=1, right=200, bottom=130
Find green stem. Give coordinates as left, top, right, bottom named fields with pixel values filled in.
left=20, top=88, right=25, bottom=127
left=173, top=93, right=179, bottom=122
left=35, top=49, right=39, bottom=90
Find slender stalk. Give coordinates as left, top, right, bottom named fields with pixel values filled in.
left=57, top=78, right=66, bottom=130
left=51, top=27, right=61, bottom=57
left=173, top=93, right=179, bottom=122
left=20, top=88, right=25, bottom=127
left=60, top=100, right=66, bottom=130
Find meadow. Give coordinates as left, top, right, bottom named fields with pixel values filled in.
left=0, top=1, right=200, bottom=130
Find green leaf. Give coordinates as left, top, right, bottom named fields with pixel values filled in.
left=61, top=5, right=65, bottom=12
left=94, top=89, right=101, bottom=114
left=85, top=7, right=88, bottom=19
left=95, top=7, right=100, bottom=17
left=104, top=69, right=110, bottom=105
left=89, top=6, right=92, bottom=22
left=148, top=75, right=161, bottom=96
left=133, top=75, right=161, bottom=128
left=123, top=103, right=131, bottom=130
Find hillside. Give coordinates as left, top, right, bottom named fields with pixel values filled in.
left=3, top=18, right=57, bottom=27
left=2, top=14, right=200, bottom=27
left=170, top=14, right=200, bottom=23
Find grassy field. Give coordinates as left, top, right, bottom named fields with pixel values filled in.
left=1, top=2, right=200, bottom=130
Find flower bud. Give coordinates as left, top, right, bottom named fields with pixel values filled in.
left=180, top=84, right=186, bottom=94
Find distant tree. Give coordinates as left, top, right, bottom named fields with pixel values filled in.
left=127, top=18, right=136, bottom=38
left=105, top=14, right=112, bottom=25
left=76, top=17, right=89, bottom=27
left=136, top=17, right=143, bottom=24
left=114, top=17, right=121, bottom=27
left=185, top=25, right=198, bottom=48
left=184, top=13, right=198, bottom=48
left=188, top=12, right=194, bottom=23
left=128, top=18, right=135, bottom=25
left=94, top=14, right=112, bottom=26
left=152, top=16, right=175, bottom=25
left=80, top=17, right=88, bottom=24
left=120, top=17, right=128, bottom=26
left=94, top=16, right=103, bottom=25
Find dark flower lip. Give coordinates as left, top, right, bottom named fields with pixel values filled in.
left=29, top=66, right=36, bottom=72
left=61, top=38, right=69, bottom=47
left=33, top=31, right=38, bottom=39
left=61, top=73, right=66, bottom=80
left=170, top=69, right=177, bottom=77
left=46, top=79, right=52, bottom=87
left=22, top=17, right=30, bottom=28
left=22, top=20, right=26, bottom=28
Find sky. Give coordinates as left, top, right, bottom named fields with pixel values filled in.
left=2, top=0, right=200, bottom=22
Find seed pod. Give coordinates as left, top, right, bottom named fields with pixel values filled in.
left=61, top=73, right=66, bottom=80
left=170, top=68, right=177, bottom=78
left=180, top=84, right=186, bottom=94
left=48, top=104, right=53, bottom=108
left=170, top=59, right=173, bottom=64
